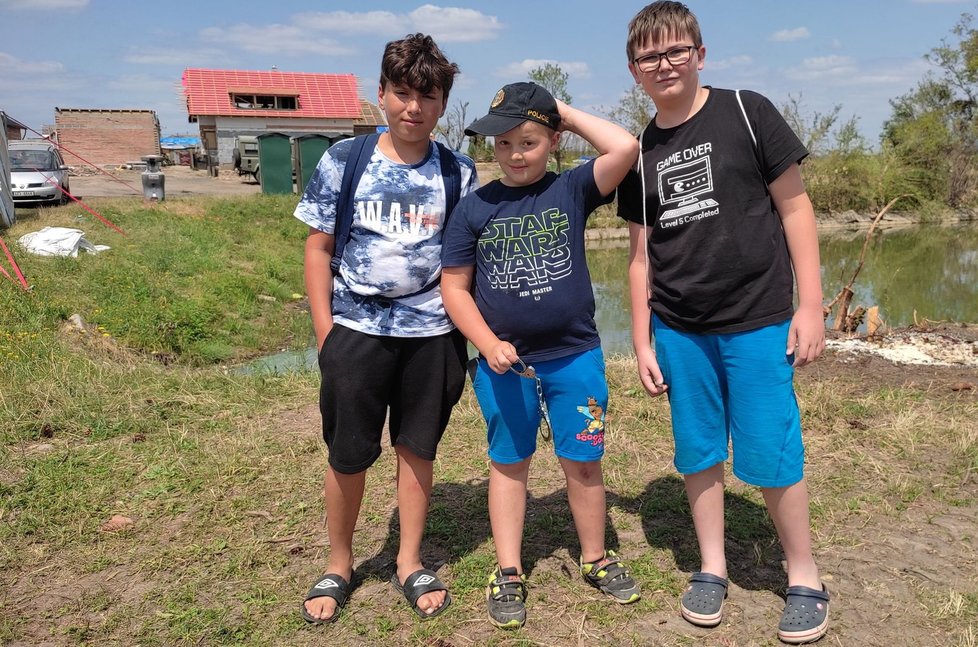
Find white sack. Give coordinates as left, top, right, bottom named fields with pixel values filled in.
left=18, top=227, right=110, bottom=257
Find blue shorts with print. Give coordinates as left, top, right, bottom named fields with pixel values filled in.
left=471, top=346, right=608, bottom=464
left=653, top=316, right=804, bottom=488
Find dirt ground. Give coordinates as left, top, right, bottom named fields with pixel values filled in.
left=281, top=329, right=978, bottom=647
left=4, top=327, right=975, bottom=646
left=69, top=165, right=262, bottom=199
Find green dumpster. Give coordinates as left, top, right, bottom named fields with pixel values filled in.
left=293, top=134, right=332, bottom=194
left=257, top=132, right=292, bottom=194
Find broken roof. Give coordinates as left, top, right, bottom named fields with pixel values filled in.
left=182, top=68, right=361, bottom=119
left=356, top=99, right=387, bottom=127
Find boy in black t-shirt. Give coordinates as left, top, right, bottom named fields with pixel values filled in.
left=617, top=2, right=829, bottom=644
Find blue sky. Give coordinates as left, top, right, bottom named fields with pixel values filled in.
left=1, top=0, right=975, bottom=144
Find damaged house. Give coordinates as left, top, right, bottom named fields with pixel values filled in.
left=182, top=68, right=384, bottom=166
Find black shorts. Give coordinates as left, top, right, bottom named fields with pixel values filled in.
left=317, top=324, right=468, bottom=474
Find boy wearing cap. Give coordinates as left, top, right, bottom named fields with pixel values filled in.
left=618, top=2, right=828, bottom=643
left=441, top=82, right=640, bottom=629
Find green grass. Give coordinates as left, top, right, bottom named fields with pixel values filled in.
left=1, top=195, right=976, bottom=645
left=1, top=195, right=309, bottom=366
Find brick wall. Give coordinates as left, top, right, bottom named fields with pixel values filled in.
left=54, top=109, right=161, bottom=167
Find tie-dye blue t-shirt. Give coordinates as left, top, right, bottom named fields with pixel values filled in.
left=294, top=138, right=478, bottom=337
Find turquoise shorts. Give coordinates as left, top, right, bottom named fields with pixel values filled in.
left=471, top=346, right=608, bottom=464
left=653, top=316, right=804, bottom=488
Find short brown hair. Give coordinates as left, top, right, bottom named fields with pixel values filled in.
left=626, top=1, right=703, bottom=62
left=380, top=33, right=460, bottom=100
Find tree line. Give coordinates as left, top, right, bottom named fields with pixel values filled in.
left=437, top=10, right=978, bottom=215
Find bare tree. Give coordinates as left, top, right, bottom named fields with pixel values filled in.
left=529, top=63, right=572, bottom=171
left=780, top=93, right=842, bottom=156
left=607, top=84, right=656, bottom=136
left=436, top=99, right=469, bottom=151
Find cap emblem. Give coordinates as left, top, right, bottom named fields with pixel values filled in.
left=490, top=89, right=505, bottom=108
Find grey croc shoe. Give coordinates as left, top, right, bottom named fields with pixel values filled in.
left=680, top=572, right=728, bottom=627
left=778, top=584, right=830, bottom=644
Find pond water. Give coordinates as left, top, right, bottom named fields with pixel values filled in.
left=590, top=222, right=978, bottom=355
left=244, top=222, right=978, bottom=372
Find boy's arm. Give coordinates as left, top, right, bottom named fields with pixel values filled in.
left=304, top=228, right=336, bottom=351
left=556, top=100, right=639, bottom=196
left=769, top=164, right=825, bottom=367
left=627, top=222, right=667, bottom=397
left=441, top=266, right=519, bottom=374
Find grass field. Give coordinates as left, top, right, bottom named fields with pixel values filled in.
left=1, top=196, right=976, bottom=646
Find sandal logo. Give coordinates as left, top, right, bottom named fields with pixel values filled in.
left=314, top=580, right=339, bottom=589
left=413, top=574, right=437, bottom=587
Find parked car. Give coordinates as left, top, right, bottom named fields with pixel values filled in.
left=8, top=140, right=70, bottom=206
left=232, top=135, right=260, bottom=181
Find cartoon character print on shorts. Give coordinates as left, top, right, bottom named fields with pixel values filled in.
left=575, top=396, right=605, bottom=447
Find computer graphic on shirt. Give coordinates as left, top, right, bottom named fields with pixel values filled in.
left=656, top=142, right=720, bottom=227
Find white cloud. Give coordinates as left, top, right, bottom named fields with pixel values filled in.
left=288, top=5, right=501, bottom=44
left=849, top=58, right=932, bottom=86
left=0, top=51, right=64, bottom=75
left=786, top=55, right=857, bottom=80
left=105, top=74, right=178, bottom=96
left=707, top=55, right=753, bottom=71
left=494, top=59, right=590, bottom=80
left=770, top=27, right=810, bottom=42
left=202, top=6, right=502, bottom=60
left=0, top=0, right=87, bottom=8
left=293, top=10, right=403, bottom=34
left=407, top=5, right=503, bottom=42
left=124, top=47, right=227, bottom=67
left=199, top=24, right=354, bottom=57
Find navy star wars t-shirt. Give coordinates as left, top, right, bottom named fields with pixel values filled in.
left=442, top=161, right=608, bottom=363
left=617, top=88, right=808, bottom=334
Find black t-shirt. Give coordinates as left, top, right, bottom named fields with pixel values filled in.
left=617, top=87, right=809, bottom=334
left=442, top=162, right=607, bottom=363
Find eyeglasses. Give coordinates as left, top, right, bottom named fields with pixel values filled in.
left=632, top=45, right=696, bottom=73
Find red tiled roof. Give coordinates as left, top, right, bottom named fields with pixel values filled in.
left=182, top=68, right=361, bottom=119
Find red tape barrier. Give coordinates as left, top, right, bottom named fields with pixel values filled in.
left=0, top=236, right=29, bottom=291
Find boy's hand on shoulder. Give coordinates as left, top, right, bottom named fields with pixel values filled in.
left=486, top=340, right=520, bottom=375
left=788, top=304, right=826, bottom=368
left=636, top=346, right=668, bottom=397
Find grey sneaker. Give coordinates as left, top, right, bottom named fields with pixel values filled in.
left=486, top=566, right=527, bottom=629
left=580, top=550, right=641, bottom=604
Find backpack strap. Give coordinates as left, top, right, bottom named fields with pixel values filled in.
left=330, top=137, right=463, bottom=305
left=435, top=141, right=462, bottom=221
left=330, top=133, right=380, bottom=274
left=735, top=89, right=757, bottom=149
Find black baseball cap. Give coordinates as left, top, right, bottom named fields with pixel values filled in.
left=465, top=82, right=561, bottom=136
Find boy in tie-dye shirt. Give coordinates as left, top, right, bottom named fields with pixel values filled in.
left=294, top=33, right=477, bottom=625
